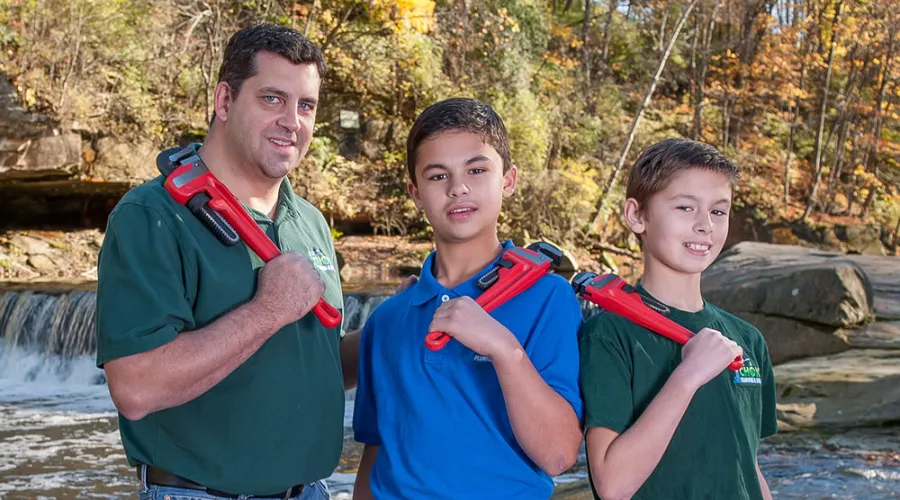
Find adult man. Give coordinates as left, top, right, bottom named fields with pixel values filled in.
left=95, top=23, right=355, bottom=500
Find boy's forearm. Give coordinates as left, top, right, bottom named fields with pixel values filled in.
left=492, top=345, right=582, bottom=477
left=352, top=444, right=378, bottom=500
left=588, top=367, right=699, bottom=500
left=757, top=459, right=773, bottom=500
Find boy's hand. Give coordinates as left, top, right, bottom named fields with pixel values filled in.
left=675, top=328, right=743, bottom=390
left=428, top=297, right=518, bottom=357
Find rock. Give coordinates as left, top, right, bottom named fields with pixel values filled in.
left=0, top=133, right=82, bottom=180
left=774, top=349, right=900, bottom=429
left=846, top=321, right=900, bottom=350
left=8, top=234, right=51, bottom=255
left=735, top=312, right=850, bottom=364
left=835, top=224, right=887, bottom=256
left=844, top=255, right=900, bottom=321
left=89, top=137, right=161, bottom=182
left=26, top=254, right=56, bottom=273
left=703, top=243, right=873, bottom=327
left=0, top=75, right=51, bottom=139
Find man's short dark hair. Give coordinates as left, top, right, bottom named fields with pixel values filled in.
left=626, top=138, right=739, bottom=209
left=218, top=22, right=326, bottom=99
left=406, top=98, right=512, bottom=185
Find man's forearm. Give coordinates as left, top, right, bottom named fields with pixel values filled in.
left=104, top=300, right=280, bottom=420
left=340, top=328, right=362, bottom=390
left=588, top=368, right=698, bottom=500
left=492, top=345, right=582, bottom=476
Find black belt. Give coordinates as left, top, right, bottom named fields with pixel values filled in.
left=138, top=465, right=305, bottom=499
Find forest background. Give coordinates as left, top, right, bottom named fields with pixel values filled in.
left=1, top=0, right=899, bottom=266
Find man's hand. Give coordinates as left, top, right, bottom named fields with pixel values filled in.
left=428, top=296, right=517, bottom=357
left=676, top=328, right=743, bottom=390
left=252, top=252, right=325, bottom=327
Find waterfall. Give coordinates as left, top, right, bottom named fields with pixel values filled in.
left=0, top=289, right=397, bottom=386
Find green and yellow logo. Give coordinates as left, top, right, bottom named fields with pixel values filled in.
left=308, top=247, right=335, bottom=272
left=733, top=357, right=762, bottom=385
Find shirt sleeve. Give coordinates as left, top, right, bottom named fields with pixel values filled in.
left=579, top=313, right=635, bottom=434
left=352, top=317, right=381, bottom=445
left=757, top=336, right=779, bottom=439
left=95, top=202, right=196, bottom=367
left=524, top=277, right=585, bottom=420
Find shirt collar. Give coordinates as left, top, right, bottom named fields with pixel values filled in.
left=409, top=240, right=516, bottom=306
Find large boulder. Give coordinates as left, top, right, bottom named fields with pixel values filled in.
left=775, top=349, right=900, bottom=429
left=733, top=312, right=850, bottom=365
left=702, top=242, right=873, bottom=327
left=0, top=133, right=83, bottom=180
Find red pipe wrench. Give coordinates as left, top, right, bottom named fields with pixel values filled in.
left=156, top=146, right=342, bottom=329
left=425, top=242, right=563, bottom=351
left=571, top=272, right=742, bottom=370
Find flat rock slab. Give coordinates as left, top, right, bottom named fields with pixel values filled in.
left=775, top=349, right=900, bottom=429
left=703, top=242, right=873, bottom=326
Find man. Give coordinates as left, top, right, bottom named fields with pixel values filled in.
left=95, top=23, right=355, bottom=500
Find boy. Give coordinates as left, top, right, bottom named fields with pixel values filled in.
left=351, top=98, right=584, bottom=499
left=579, top=138, right=777, bottom=500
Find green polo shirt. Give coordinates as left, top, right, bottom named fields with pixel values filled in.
left=95, top=170, right=345, bottom=495
left=579, top=285, right=777, bottom=500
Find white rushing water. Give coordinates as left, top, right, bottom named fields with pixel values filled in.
left=1, top=290, right=899, bottom=499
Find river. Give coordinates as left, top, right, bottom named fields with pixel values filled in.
left=1, top=289, right=899, bottom=499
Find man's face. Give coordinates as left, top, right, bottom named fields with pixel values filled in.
left=627, top=168, right=733, bottom=276
left=407, top=131, right=516, bottom=245
left=218, top=51, right=320, bottom=180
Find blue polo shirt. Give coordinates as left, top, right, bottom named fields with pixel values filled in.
left=352, top=240, right=583, bottom=499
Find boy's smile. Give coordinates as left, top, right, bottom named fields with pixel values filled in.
left=408, top=131, right=516, bottom=245
left=625, top=168, right=732, bottom=276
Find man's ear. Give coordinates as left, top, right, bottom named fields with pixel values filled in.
left=502, top=165, right=518, bottom=198
left=212, top=82, right=233, bottom=123
left=623, top=198, right=647, bottom=234
left=407, top=181, right=423, bottom=211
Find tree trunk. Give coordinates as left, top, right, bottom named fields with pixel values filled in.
left=602, top=0, right=616, bottom=62
left=693, top=0, right=721, bottom=140
left=802, top=0, right=843, bottom=222
left=589, top=0, right=701, bottom=229
left=582, top=0, right=593, bottom=85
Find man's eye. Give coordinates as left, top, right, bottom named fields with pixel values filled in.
left=712, top=209, right=728, bottom=217
left=676, top=206, right=694, bottom=212
left=429, top=174, right=447, bottom=181
left=264, top=96, right=280, bottom=104
left=469, top=168, right=485, bottom=174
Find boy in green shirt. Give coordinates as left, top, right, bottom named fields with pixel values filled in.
left=579, top=138, right=777, bottom=500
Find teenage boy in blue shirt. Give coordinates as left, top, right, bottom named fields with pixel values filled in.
left=579, top=138, right=777, bottom=500
left=351, top=98, right=584, bottom=499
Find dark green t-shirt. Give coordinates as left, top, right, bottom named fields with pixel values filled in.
left=95, top=172, right=345, bottom=495
left=579, top=285, right=777, bottom=500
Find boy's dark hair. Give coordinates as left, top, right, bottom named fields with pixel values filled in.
left=218, top=22, right=326, bottom=99
left=626, top=138, right=739, bottom=209
left=406, top=98, right=512, bottom=185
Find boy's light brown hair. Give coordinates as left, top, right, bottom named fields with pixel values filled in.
left=626, top=138, right=740, bottom=211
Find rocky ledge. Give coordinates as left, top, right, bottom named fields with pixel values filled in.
left=703, top=242, right=900, bottom=430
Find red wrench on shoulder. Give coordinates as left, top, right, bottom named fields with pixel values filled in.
left=156, top=146, right=342, bottom=329
left=425, top=242, right=563, bottom=351
left=572, top=272, right=742, bottom=370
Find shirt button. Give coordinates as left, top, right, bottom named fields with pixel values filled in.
left=441, top=294, right=450, bottom=302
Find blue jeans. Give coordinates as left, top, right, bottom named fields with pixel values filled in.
left=137, top=467, right=330, bottom=500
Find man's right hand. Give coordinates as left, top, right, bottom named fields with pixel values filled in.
left=676, top=328, right=743, bottom=389
left=253, top=252, right=325, bottom=328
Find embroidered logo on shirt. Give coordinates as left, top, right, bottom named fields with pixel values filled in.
left=733, top=356, right=762, bottom=386
left=473, top=354, right=492, bottom=363
left=308, top=247, right=335, bottom=272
